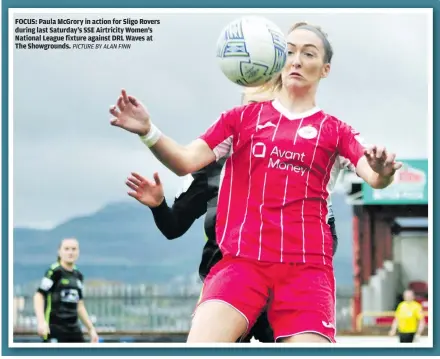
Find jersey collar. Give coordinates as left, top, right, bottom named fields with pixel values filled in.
left=271, top=99, right=321, bottom=120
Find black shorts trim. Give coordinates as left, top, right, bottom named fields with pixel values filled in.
left=44, top=328, right=85, bottom=343
left=398, top=332, right=416, bottom=343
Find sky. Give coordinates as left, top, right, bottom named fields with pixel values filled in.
left=12, top=10, right=430, bottom=229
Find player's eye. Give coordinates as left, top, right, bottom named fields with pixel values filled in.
left=304, top=52, right=314, bottom=57
left=287, top=51, right=294, bottom=56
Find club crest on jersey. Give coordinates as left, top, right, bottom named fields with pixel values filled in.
left=297, top=125, right=318, bottom=140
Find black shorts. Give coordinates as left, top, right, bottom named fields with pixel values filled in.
left=44, top=326, right=85, bottom=343
left=399, top=332, right=416, bottom=343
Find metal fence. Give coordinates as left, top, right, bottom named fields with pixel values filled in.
left=13, top=283, right=354, bottom=334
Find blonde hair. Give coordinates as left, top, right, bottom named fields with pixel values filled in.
left=260, top=21, right=333, bottom=93
left=241, top=86, right=278, bottom=104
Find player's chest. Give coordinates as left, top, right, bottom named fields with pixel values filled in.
left=54, top=275, right=82, bottom=303
left=236, top=115, right=338, bottom=164
left=400, top=305, right=416, bottom=318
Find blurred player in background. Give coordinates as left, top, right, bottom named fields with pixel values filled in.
left=110, top=22, right=401, bottom=343
left=389, top=289, right=425, bottom=343
left=33, top=238, right=99, bottom=343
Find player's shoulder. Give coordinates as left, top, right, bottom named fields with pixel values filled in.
left=412, top=301, right=422, bottom=309
left=323, top=112, right=362, bottom=133
left=72, top=265, right=83, bottom=277
left=47, top=262, right=61, bottom=274
left=320, top=111, right=345, bottom=126
left=50, top=261, right=61, bottom=269
left=396, top=301, right=405, bottom=310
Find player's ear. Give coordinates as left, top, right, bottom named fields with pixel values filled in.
left=321, top=63, right=331, bottom=79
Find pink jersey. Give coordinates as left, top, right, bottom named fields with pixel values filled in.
left=199, top=99, right=365, bottom=266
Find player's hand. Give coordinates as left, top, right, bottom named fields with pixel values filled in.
left=89, top=328, right=99, bottom=343
left=109, top=89, right=151, bottom=136
left=126, top=172, right=165, bottom=208
left=364, top=145, right=402, bottom=177
left=414, top=333, right=421, bottom=342
left=37, top=321, right=50, bottom=337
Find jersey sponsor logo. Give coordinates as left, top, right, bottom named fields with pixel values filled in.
left=256, top=121, right=276, bottom=131
left=252, top=142, right=266, bottom=158
left=269, top=146, right=307, bottom=176
left=297, top=125, right=318, bottom=140
left=252, top=143, right=308, bottom=176
left=60, top=288, right=80, bottom=303
left=39, top=277, right=54, bottom=291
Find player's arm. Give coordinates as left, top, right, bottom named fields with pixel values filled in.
left=34, top=268, right=56, bottom=320
left=77, top=301, right=97, bottom=339
left=126, top=169, right=212, bottom=239
left=337, top=121, right=401, bottom=189
left=147, top=116, right=235, bottom=176
left=148, top=137, right=215, bottom=176
left=356, top=155, right=396, bottom=189
left=33, top=292, right=47, bottom=328
left=388, top=303, right=400, bottom=336
left=110, top=89, right=238, bottom=176
left=415, top=303, right=425, bottom=336
left=151, top=170, right=211, bottom=239
left=77, top=301, right=94, bottom=334
left=34, top=267, right=58, bottom=337
left=77, top=274, right=98, bottom=342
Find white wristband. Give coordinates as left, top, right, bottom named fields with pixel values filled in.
left=139, top=123, right=162, bottom=148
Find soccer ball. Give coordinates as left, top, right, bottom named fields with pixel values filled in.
left=216, top=16, right=287, bottom=87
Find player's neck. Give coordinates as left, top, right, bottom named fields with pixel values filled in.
left=277, top=87, right=317, bottom=114
left=60, top=260, right=74, bottom=271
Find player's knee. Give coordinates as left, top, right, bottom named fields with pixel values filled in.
left=281, top=332, right=332, bottom=343
left=187, top=300, right=248, bottom=342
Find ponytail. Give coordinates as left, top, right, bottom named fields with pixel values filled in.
left=57, top=255, right=61, bottom=262
left=259, top=72, right=282, bottom=94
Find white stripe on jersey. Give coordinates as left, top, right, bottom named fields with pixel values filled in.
left=320, top=125, right=340, bottom=265
left=293, top=118, right=304, bottom=145
left=301, top=115, right=328, bottom=263
left=236, top=103, right=264, bottom=256
left=320, top=154, right=339, bottom=265
left=218, top=134, right=235, bottom=249
left=280, top=175, right=289, bottom=262
left=271, top=113, right=283, bottom=142
left=218, top=151, right=234, bottom=249
left=236, top=107, right=246, bottom=145
left=258, top=172, right=268, bottom=261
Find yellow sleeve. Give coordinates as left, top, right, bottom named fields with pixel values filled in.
left=395, top=303, right=402, bottom=318
left=415, top=303, right=424, bottom=320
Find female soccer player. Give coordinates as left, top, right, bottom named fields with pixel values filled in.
left=125, top=86, right=346, bottom=342
left=126, top=87, right=276, bottom=343
left=110, top=22, right=401, bottom=343
left=33, top=238, right=99, bottom=343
